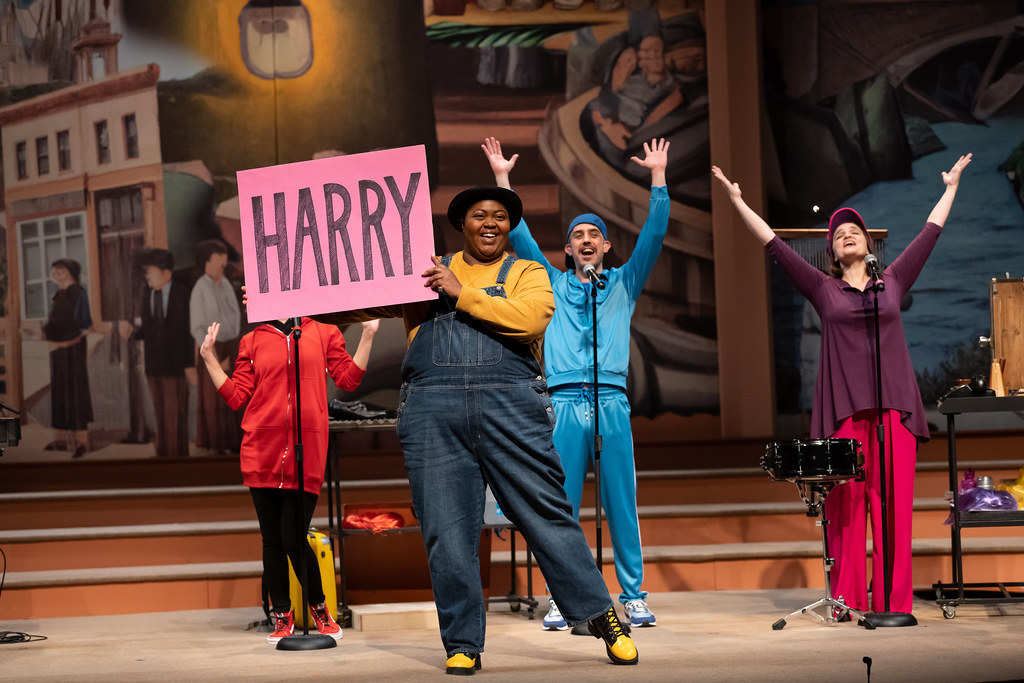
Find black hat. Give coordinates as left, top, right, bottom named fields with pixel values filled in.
left=446, top=186, right=522, bottom=232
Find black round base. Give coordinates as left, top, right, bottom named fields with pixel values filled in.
left=861, top=611, right=917, bottom=628
left=570, top=623, right=591, bottom=636
left=276, top=633, right=338, bottom=650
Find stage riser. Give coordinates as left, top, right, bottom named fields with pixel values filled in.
left=7, top=549, right=1023, bottom=621
left=8, top=505, right=1015, bottom=576
left=6, top=466, right=1011, bottom=533
left=1, top=484, right=413, bottom=531
left=4, top=465, right=1023, bottom=621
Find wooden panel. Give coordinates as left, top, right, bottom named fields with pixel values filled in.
left=990, top=279, right=1024, bottom=392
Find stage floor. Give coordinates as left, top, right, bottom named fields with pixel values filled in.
left=2, top=588, right=1022, bottom=681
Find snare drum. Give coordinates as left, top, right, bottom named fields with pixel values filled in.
left=762, top=439, right=863, bottom=482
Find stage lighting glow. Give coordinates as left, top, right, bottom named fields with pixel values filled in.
left=239, top=0, right=313, bottom=80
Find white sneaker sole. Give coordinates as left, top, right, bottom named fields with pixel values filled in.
left=542, top=622, right=569, bottom=631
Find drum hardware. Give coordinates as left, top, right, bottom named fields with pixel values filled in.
left=764, top=439, right=875, bottom=631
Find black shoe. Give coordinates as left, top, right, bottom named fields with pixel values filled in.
left=72, top=444, right=87, bottom=459
left=445, top=653, right=481, bottom=675
left=587, top=606, right=638, bottom=665
left=44, top=440, right=67, bottom=451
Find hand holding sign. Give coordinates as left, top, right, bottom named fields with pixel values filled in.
left=423, top=255, right=463, bottom=300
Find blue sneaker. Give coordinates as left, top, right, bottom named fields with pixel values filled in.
left=624, top=599, right=656, bottom=627
left=542, top=598, right=568, bottom=631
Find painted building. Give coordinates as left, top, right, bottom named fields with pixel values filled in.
left=0, top=13, right=165, bottom=414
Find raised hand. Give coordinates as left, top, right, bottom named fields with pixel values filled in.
left=927, top=153, right=973, bottom=227
left=361, top=319, right=380, bottom=335
left=199, top=322, right=221, bottom=362
left=711, top=165, right=742, bottom=200
left=942, top=153, right=972, bottom=188
left=630, top=138, right=670, bottom=171
left=481, top=137, right=518, bottom=184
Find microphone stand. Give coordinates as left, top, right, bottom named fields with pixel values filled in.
left=591, top=274, right=605, bottom=573
left=278, top=317, right=337, bottom=650
left=572, top=270, right=606, bottom=636
left=862, top=275, right=916, bottom=628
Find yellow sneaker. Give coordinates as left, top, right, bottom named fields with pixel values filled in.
left=587, top=606, right=639, bottom=665
left=445, top=653, right=481, bottom=676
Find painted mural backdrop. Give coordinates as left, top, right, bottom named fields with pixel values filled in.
left=762, top=0, right=1024, bottom=434
left=0, top=0, right=715, bottom=464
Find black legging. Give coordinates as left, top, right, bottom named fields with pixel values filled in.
left=250, top=487, right=324, bottom=612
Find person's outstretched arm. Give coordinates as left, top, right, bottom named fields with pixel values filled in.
left=711, top=165, right=776, bottom=245
left=712, top=165, right=826, bottom=303
left=888, top=153, right=973, bottom=289
left=349, top=319, right=379, bottom=371
left=926, top=153, right=972, bottom=227
left=481, top=137, right=559, bottom=276
left=325, top=319, right=378, bottom=392
left=620, top=138, right=671, bottom=297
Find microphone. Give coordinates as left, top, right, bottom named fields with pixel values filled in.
left=864, top=254, right=885, bottom=291
left=583, top=264, right=606, bottom=289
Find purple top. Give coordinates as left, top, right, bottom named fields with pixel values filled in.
left=766, top=222, right=942, bottom=442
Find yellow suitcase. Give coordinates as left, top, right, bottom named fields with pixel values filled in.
left=287, top=529, right=338, bottom=629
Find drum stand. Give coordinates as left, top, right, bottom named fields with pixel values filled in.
left=771, top=480, right=875, bottom=630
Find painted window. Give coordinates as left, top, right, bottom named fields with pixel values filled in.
left=57, top=130, right=71, bottom=171
left=95, top=120, right=110, bottom=164
left=15, top=141, right=27, bottom=179
left=36, top=136, right=49, bottom=176
left=18, top=213, right=89, bottom=320
left=123, top=114, right=139, bottom=159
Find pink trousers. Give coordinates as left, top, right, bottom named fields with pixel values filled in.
left=824, top=409, right=917, bottom=613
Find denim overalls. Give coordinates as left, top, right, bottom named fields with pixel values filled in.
left=397, top=254, right=613, bottom=657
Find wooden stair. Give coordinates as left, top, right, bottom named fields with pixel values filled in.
left=4, top=455, right=1024, bottom=622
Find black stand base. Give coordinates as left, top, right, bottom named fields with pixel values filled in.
left=276, top=633, right=338, bottom=650
left=862, top=611, right=917, bottom=628
left=570, top=623, right=591, bottom=636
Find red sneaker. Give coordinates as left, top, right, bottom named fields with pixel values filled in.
left=267, top=610, right=294, bottom=643
left=310, top=603, right=343, bottom=640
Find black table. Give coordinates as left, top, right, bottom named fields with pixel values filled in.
left=933, top=396, right=1024, bottom=618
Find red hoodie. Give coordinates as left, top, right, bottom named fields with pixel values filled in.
left=218, top=318, right=364, bottom=494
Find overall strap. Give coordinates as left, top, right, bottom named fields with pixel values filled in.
left=495, top=254, right=517, bottom=285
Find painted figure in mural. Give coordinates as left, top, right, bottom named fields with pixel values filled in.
left=189, top=239, right=242, bottom=455
left=116, top=252, right=156, bottom=447
left=199, top=316, right=378, bottom=643
left=711, top=152, right=973, bottom=615
left=134, top=249, right=194, bottom=458
left=309, top=186, right=639, bottom=673
left=581, top=11, right=708, bottom=200
left=41, top=258, right=93, bottom=460
left=483, top=136, right=669, bottom=630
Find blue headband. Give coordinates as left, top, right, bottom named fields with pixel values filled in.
left=567, top=213, right=608, bottom=242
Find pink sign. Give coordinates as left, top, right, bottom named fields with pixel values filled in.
left=236, top=145, right=436, bottom=322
